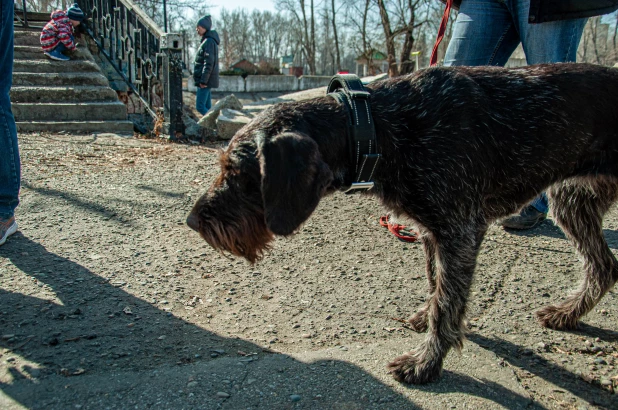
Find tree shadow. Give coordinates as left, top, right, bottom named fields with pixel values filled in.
left=135, top=184, right=187, bottom=199
left=501, top=220, right=618, bottom=250
left=0, top=235, right=546, bottom=408
left=0, top=235, right=414, bottom=408
left=468, top=334, right=614, bottom=408
left=564, top=322, right=618, bottom=344
left=21, top=182, right=134, bottom=226
left=414, top=371, right=544, bottom=409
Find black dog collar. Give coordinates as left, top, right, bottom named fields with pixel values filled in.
left=327, top=74, right=381, bottom=193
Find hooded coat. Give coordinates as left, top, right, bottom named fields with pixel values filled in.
left=193, top=16, right=220, bottom=89
left=40, top=10, right=76, bottom=52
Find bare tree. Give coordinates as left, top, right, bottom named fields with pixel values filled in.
left=280, top=0, right=317, bottom=74
left=330, top=0, right=343, bottom=72
left=376, top=0, right=432, bottom=76
left=343, top=0, right=381, bottom=74
left=218, top=8, right=252, bottom=67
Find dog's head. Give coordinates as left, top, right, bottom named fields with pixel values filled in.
left=187, top=123, right=335, bottom=263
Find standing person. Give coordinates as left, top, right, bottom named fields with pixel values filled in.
left=193, top=15, right=220, bottom=116
left=40, top=3, right=85, bottom=62
left=0, top=0, right=21, bottom=246
left=443, top=0, right=618, bottom=230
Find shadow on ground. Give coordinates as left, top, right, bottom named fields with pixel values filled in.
left=503, top=219, right=618, bottom=250
left=0, top=234, right=547, bottom=409
left=0, top=235, right=411, bottom=408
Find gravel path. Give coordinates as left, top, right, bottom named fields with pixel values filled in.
left=0, top=131, right=616, bottom=409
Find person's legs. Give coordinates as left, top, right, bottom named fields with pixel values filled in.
left=387, top=0, right=521, bottom=237
left=444, top=0, right=520, bottom=67
left=0, top=0, right=21, bottom=245
left=203, top=88, right=212, bottom=112
left=513, top=0, right=587, bottom=64
left=56, top=42, right=68, bottom=53
left=195, top=87, right=208, bottom=116
left=501, top=0, right=587, bottom=229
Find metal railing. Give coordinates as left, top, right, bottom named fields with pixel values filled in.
left=76, top=0, right=185, bottom=139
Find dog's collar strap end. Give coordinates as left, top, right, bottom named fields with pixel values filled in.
left=327, top=74, right=381, bottom=194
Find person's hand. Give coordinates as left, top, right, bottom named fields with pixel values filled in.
left=199, top=83, right=208, bottom=89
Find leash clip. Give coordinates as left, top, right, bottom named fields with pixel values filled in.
left=342, top=181, right=374, bottom=194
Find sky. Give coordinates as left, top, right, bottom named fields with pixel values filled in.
left=208, top=0, right=277, bottom=19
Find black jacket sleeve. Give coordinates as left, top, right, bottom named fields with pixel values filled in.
left=200, top=38, right=216, bottom=85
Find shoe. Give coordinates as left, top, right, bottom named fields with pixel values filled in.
left=0, top=216, right=18, bottom=246
left=44, top=49, right=70, bottom=61
left=500, top=205, right=547, bottom=230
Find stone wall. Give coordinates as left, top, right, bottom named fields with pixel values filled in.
left=191, top=75, right=332, bottom=93
left=298, top=76, right=331, bottom=91
left=245, top=75, right=298, bottom=92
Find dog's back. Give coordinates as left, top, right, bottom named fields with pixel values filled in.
left=369, top=63, right=618, bottom=221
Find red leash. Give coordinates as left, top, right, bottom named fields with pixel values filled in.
left=379, top=215, right=418, bottom=243
left=430, top=0, right=454, bottom=67
left=380, top=2, right=452, bottom=243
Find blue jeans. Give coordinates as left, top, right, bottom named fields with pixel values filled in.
left=195, top=86, right=212, bottom=116
left=444, top=0, right=587, bottom=214
left=0, top=1, right=20, bottom=220
left=55, top=39, right=70, bottom=53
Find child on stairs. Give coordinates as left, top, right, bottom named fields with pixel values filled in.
left=40, top=3, right=85, bottom=62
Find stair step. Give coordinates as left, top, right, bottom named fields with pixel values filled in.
left=12, top=72, right=110, bottom=87
left=12, top=102, right=128, bottom=121
left=13, top=29, right=44, bottom=46
left=14, top=45, right=92, bottom=61
left=13, top=59, right=102, bottom=73
left=10, top=86, right=119, bottom=103
left=16, top=121, right=134, bottom=134
left=14, top=10, right=50, bottom=23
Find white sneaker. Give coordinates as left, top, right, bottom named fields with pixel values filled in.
left=0, top=217, right=18, bottom=246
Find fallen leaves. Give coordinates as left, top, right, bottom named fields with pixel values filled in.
left=60, top=368, right=86, bottom=377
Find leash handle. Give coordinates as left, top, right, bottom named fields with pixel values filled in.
left=430, top=0, right=453, bottom=67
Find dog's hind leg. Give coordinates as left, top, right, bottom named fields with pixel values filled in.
left=407, top=235, right=436, bottom=332
left=389, top=223, right=487, bottom=384
left=537, top=177, right=618, bottom=330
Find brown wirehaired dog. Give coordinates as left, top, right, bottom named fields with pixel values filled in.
left=187, top=63, right=618, bottom=384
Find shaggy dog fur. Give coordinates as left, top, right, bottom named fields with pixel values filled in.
left=187, top=63, right=618, bottom=384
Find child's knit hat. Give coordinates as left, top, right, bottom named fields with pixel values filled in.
left=67, top=3, right=85, bottom=22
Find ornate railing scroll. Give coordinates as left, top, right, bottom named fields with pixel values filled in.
left=77, top=0, right=185, bottom=139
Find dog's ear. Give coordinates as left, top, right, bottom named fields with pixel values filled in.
left=259, top=132, right=333, bottom=236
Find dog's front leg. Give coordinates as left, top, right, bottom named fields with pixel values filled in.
left=388, top=230, right=483, bottom=384
left=408, top=236, right=436, bottom=332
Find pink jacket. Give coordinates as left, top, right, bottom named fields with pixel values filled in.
left=40, top=10, right=75, bottom=52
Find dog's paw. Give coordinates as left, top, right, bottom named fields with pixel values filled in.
left=536, top=305, right=579, bottom=330
left=407, top=310, right=429, bottom=333
left=387, top=353, right=442, bottom=384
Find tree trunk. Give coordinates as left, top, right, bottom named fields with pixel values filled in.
left=331, top=0, right=342, bottom=72
left=376, top=0, right=399, bottom=77
left=398, top=2, right=417, bottom=75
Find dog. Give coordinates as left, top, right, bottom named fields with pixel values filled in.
left=187, top=63, right=618, bottom=384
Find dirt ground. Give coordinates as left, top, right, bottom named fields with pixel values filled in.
left=0, top=130, right=617, bottom=410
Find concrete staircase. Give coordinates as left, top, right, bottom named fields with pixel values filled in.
left=11, top=25, right=134, bottom=134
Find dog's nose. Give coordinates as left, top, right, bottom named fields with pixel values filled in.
left=186, top=213, right=199, bottom=231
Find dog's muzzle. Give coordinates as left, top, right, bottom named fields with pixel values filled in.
left=186, top=213, right=199, bottom=231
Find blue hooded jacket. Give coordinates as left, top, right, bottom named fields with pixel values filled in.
left=194, top=15, right=220, bottom=88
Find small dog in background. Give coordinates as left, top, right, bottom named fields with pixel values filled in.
left=187, top=63, right=618, bottom=384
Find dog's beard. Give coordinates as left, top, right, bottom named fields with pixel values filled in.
left=199, top=211, right=274, bottom=264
